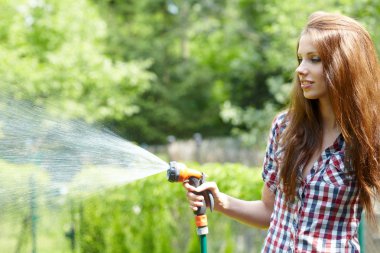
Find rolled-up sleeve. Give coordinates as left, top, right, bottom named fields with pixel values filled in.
left=262, top=112, right=287, bottom=193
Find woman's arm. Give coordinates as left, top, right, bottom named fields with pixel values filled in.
left=183, top=182, right=275, bottom=229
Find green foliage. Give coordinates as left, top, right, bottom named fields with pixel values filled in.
left=0, top=161, right=48, bottom=219
left=220, top=101, right=278, bottom=147
left=219, top=0, right=380, bottom=146
left=79, top=163, right=265, bottom=253
left=93, top=0, right=232, bottom=144
left=1, top=0, right=379, bottom=145
left=91, top=0, right=380, bottom=146
left=80, top=198, right=107, bottom=253
left=0, top=162, right=74, bottom=253
left=0, top=0, right=154, bottom=123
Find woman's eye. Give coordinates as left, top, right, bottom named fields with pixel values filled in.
left=311, top=57, right=321, bottom=63
left=297, top=56, right=321, bottom=64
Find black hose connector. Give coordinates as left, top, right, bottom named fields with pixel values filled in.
left=167, top=161, right=179, bottom=182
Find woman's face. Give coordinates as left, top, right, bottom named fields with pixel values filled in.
left=296, top=34, right=328, bottom=100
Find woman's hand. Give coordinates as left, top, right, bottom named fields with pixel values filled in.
left=183, top=179, right=275, bottom=228
left=182, top=181, right=226, bottom=212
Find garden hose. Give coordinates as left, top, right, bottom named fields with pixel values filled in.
left=167, top=161, right=214, bottom=253
left=200, top=234, right=207, bottom=253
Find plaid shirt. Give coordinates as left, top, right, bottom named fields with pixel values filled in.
left=262, top=112, right=362, bottom=253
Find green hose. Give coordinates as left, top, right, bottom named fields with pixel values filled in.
left=358, top=212, right=365, bottom=253
left=200, top=234, right=207, bottom=253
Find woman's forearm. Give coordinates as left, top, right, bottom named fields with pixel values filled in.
left=215, top=192, right=273, bottom=229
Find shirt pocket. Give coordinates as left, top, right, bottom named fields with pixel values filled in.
left=322, top=159, right=353, bottom=188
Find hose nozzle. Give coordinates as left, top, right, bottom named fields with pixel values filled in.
left=167, top=161, right=214, bottom=213
left=166, top=161, right=214, bottom=236
left=167, top=161, right=203, bottom=182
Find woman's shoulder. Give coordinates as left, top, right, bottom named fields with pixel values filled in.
left=271, top=110, right=289, bottom=133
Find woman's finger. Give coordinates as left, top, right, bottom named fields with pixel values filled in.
left=187, top=191, right=204, bottom=201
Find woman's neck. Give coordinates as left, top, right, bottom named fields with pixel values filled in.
left=318, top=97, right=338, bottom=132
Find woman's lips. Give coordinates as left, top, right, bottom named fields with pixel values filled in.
left=300, top=81, right=313, bottom=89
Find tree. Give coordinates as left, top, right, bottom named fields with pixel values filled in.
left=92, top=0, right=234, bottom=144
left=220, top=0, right=380, bottom=146
left=0, top=0, right=153, bottom=122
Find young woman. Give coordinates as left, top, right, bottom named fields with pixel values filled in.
left=183, top=11, right=380, bottom=252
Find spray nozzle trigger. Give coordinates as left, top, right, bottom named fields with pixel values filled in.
left=204, top=189, right=214, bottom=212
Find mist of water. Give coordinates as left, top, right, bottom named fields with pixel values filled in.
left=0, top=98, right=169, bottom=220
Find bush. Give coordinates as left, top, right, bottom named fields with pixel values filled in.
left=78, top=163, right=266, bottom=253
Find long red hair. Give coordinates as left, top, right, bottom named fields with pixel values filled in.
left=280, top=12, right=380, bottom=221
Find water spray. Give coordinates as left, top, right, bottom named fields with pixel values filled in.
left=167, top=161, right=214, bottom=253
left=0, top=98, right=168, bottom=252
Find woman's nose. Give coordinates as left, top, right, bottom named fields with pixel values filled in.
left=296, top=61, right=308, bottom=76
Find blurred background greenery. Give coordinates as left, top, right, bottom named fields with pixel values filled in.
left=1, top=0, right=379, bottom=147
left=1, top=0, right=379, bottom=252
left=0, top=162, right=265, bottom=253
